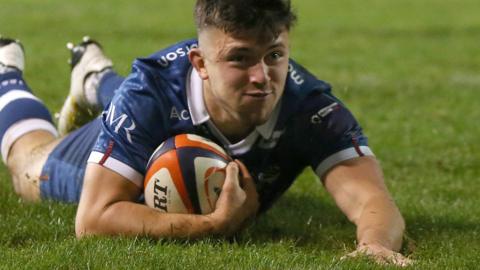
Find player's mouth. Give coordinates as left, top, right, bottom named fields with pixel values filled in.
left=243, top=90, right=273, bottom=98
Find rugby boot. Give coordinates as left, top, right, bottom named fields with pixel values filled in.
left=0, top=37, right=24, bottom=73
left=57, top=36, right=113, bottom=136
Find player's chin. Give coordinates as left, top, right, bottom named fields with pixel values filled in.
left=240, top=106, right=273, bottom=126
left=240, top=95, right=277, bottom=122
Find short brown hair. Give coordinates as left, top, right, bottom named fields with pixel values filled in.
left=194, top=0, right=297, bottom=37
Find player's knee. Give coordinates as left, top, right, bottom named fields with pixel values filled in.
left=9, top=173, right=41, bottom=202
left=4, top=132, right=57, bottom=202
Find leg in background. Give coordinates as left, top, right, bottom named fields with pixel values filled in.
left=0, top=38, right=59, bottom=201
left=57, top=36, right=124, bottom=135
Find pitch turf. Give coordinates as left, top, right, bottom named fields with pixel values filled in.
left=1, top=0, right=480, bottom=269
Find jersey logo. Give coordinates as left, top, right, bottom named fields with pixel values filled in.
left=311, top=102, right=339, bottom=124
left=104, top=104, right=136, bottom=143
left=157, top=43, right=198, bottom=68
left=170, top=106, right=190, bottom=121
left=288, top=64, right=305, bottom=85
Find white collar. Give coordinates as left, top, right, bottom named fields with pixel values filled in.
left=186, top=68, right=281, bottom=141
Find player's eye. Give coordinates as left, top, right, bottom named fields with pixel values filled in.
left=265, top=51, right=284, bottom=64
left=228, top=54, right=247, bottom=63
left=270, top=52, right=282, bottom=59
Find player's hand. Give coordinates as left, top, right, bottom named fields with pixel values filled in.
left=341, top=243, right=413, bottom=267
left=235, top=159, right=260, bottom=227
left=208, top=160, right=259, bottom=236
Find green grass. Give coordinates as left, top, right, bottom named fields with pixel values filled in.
left=1, top=0, right=480, bottom=268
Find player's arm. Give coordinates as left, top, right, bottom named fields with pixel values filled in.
left=75, top=161, right=258, bottom=239
left=322, top=156, right=412, bottom=267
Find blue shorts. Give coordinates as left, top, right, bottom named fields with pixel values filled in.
left=39, top=119, right=101, bottom=202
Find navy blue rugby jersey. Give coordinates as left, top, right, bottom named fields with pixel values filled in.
left=88, top=39, right=374, bottom=211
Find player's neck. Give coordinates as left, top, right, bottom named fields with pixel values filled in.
left=203, top=84, right=254, bottom=143
left=211, top=117, right=254, bottom=143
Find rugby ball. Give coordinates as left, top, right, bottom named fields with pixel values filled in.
left=144, top=134, right=231, bottom=214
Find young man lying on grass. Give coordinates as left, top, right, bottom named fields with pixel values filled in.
left=0, top=0, right=411, bottom=266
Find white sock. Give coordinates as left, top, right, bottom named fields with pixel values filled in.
left=83, top=68, right=111, bottom=108
left=0, top=64, right=20, bottom=74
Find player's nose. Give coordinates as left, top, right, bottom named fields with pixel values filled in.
left=248, top=62, right=269, bottom=89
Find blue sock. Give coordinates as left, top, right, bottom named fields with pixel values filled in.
left=0, top=71, right=58, bottom=163
left=97, top=71, right=124, bottom=109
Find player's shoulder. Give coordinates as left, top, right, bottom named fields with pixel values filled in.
left=285, top=59, right=331, bottom=99
left=283, top=59, right=337, bottom=111
left=114, top=39, right=198, bottom=108
left=133, top=39, right=198, bottom=76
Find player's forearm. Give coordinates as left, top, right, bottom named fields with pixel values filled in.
left=76, top=201, right=217, bottom=239
left=355, top=195, right=405, bottom=251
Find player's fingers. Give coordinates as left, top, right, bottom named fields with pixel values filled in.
left=340, top=250, right=360, bottom=260
left=224, top=162, right=240, bottom=189
left=387, top=253, right=414, bottom=267
left=367, top=248, right=412, bottom=268
left=234, top=159, right=255, bottom=189
left=341, top=249, right=413, bottom=268
left=341, top=250, right=389, bottom=266
left=234, top=159, right=259, bottom=211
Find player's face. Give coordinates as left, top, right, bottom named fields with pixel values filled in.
left=196, top=28, right=290, bottom=136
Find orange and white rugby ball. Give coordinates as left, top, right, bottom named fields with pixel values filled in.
left=144, top=134, right=231, bottom=214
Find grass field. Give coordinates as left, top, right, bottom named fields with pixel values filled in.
left=1, top=0, right=480, bottom=269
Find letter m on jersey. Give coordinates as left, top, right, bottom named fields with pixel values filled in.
left=105, top=104, right=136, bottom=143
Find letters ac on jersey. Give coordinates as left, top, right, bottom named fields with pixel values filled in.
left=88, top=39, right=374, bottom=212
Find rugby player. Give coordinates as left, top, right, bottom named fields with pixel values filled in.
left=0, top=0, right=411, bottom=266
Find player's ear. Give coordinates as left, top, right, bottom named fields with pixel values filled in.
left=188, top=48, right=209, bottom=80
